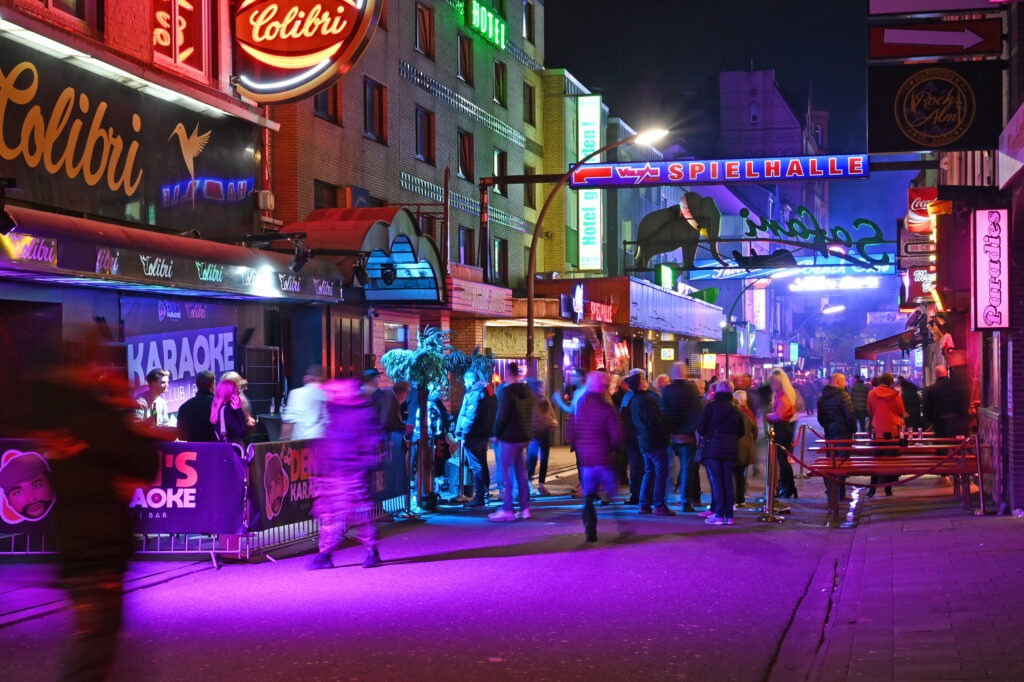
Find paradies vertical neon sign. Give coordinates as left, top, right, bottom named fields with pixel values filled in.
left=233, top=0, right=382, bottom=104
left=577, top=95, right=603, bottom=271
left=971, top=209, right=1009, bottom=330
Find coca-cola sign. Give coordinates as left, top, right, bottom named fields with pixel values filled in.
left=906, top=187, right=937, bottom=235
left=232, top=0, right=383, bottom=104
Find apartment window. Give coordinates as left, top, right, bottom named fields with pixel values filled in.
left=493, top=149, right=508, bottom=195
left=523, top=81, right=536, bottom=126
left=415, top=2, right=435, bottom=59
left=492, top=238, right=509, bottom=285
left=363, top=78, right=388, bottom=143
left=457, top=129, right=474, bottom=181
left=522, top=0, right=535, bottom=43
left=458, top=34, right=474, bottom=85
left=493, top=60, right=507, bottom=106
left=313, top=84, right=340, bottom=123
left=420, top=215, right=440, bottom=243
left=523, top=164, right=537, bottom=208
left=153, top=0, right=211, bottom=79
left=459, top=227, right=475, bottom=266
left=415, top=106, right=435, bottom=165
left=314, top=180, right=339, bottom=209
left=48, top=0, right=99, bottom=22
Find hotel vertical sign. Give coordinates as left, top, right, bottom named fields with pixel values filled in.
left=971, top=209, right=1009, bottom=330
left=577, top=95, right=603, bottom=271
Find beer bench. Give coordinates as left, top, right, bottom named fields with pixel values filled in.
left=807, top=437, right=986, bottom=527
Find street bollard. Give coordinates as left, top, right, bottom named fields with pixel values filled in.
left=759, top=426, right=786, bottom=523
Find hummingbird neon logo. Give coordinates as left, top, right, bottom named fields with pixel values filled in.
left=168, top=122, right=212, bottom=208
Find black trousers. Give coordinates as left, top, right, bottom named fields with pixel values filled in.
left=463, top=437, right=490, bottom=502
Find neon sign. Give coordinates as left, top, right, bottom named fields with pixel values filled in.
left=465, top=1, right=507, bottom=49
left=577, top=95, right=603, bottom=271
left=232, top=0, right=382, bottom=104
left=788, top=276, right=880, bottom=292
left=570, top=154, right=868, bottom=188
left=972, top=209, right=1009, bottom=329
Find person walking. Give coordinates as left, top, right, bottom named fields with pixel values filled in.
left=527, top=380, right=558, bottom=496
left=922, top=365, right=969, bottom=437
left=490, top=363, right=534, bottom=522
left=176, top=370, right=217, bottom=442
left=280, top=365, right=328, bottom=441
left=766, top=369, right=799, bottom=499
left=867, top=373, right=906, bottom=497
left=733, top=389, right=759, bottom=507
left=660, top=362, right=704, bottom=512
left=308, top=378, right=384, bottom=570
left=21, top=351, right=160, bottom=681
left=454, top=369, right=497, bottom=507
left=571, top=371, right=624, bottom=542
left=696, top=380, right=746, bottom=525
left=626, top=371, right=675, bottom=516
left=897, top=375, right=923, bottom=430
left=850, top=375, right=870, bottom=434
left=817, top=373, right=857, bottom=500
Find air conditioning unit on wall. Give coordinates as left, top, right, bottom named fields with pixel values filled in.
left=257, top=190, right=275, bottom=211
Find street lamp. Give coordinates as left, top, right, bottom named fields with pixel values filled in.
left=525, top=128, right=668, bottom=378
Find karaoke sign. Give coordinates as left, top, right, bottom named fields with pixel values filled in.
left=569, top=154, right=868, bottom=189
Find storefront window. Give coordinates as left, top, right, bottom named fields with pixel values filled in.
left=384, top=323, right=408, bottom=353
left=984, top=334, right=1000, bottom=408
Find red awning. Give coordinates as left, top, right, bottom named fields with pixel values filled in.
left=855, top=331, right=913, bottom=360
left=280, top=207, right=444, bottom=303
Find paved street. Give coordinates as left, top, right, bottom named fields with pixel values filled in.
left=2, top=426, right=1023, bottom=682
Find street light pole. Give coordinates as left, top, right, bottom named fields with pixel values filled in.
left=526, top=129, right=667, bottom=379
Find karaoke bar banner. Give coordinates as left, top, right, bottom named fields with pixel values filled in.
left=569, top=154, right=868, bottom=189
left=129, top=442, right=247, bottom=534
left=248, top=440, right=317, bottom=531
left=0, top=440, right=247, bottom=535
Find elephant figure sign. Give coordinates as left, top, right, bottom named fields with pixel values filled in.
left=635, top=192, right=728, bottom=271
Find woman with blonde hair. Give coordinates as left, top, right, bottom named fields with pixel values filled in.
left=766, top=368, right=798, bottom=498
left=210, top=379, right=251, bottom=444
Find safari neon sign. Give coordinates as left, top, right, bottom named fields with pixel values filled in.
left=232, top=0, right=382, bottom=104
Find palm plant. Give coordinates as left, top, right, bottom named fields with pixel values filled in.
left=381, top=327, right=493, bottom=510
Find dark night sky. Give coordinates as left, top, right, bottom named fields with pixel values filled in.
left=543, top=0, right=917, bottom=235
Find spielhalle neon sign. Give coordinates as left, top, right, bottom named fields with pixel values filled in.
left=569, top=154, right=868, bottom=188
left=232, top=0, right=382, bottom=104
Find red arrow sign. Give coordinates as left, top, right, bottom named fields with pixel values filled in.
left=870, top=19, right=1002, bottom=59
left=571, top=165, right=613, bottom=185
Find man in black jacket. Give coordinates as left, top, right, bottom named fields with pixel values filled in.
left=455, top=369, right=497, bottom=507
left=176, top=370, right=217, bottom=442
left=490, top=363, right=535, bottom=521
left=626, top=371, right=676, bottom=516
left=922, top=365, right=969, bottom=437
left=660, top=363, right=704, bottom=512
left=817, top=373, right=857, bottom=501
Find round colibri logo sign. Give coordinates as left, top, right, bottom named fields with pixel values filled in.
left=233, top=0, right=382, bottom=104
left=893, top=67, right=975, bottom=148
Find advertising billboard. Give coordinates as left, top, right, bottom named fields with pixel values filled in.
left=577, top=95, right=604, bottom=271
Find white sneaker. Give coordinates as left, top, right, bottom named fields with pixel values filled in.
left=488, top=509, right=516, bottom=522
left=515, top=508, right=531, bottom=520
left=704, top=516, right=725, bottom=526
left=697, top=509, right=715, bottom=518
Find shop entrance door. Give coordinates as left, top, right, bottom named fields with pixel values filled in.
left=334, top=316, right=365, bottom=378
left=0, top=300, right=62, bottom=434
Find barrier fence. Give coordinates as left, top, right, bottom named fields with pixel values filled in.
left=0, top=436, right=411, bottom=562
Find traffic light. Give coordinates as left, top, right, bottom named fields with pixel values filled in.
left=776, top=343, right=785, bottom=360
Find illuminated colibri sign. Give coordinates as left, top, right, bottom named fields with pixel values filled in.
left=788, top=276, right=881, bottom=292
left=570, top=154, right=868, bottom=189
left=577, top=95, right=603, bottom=271
left=686, top=256, right=896, bottom=281
left=464, top=0, right=506, bottom=49
left=972, top=209, right=1009, bottom=329
left=232, top=0, right=382, bottom=104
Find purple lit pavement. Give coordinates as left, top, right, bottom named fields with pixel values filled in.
left=3, top=432, right=1024, bottom=681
